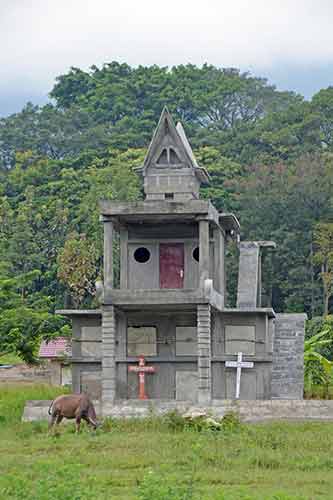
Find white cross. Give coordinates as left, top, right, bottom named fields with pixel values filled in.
left=225, top=352, right=254, bottom=399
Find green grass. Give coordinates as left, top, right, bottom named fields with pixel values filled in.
left=1, top=385, right=333, bottom=499
left=0, top=352, right=23, bottom=365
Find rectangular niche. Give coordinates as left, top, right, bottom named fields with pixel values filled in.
left=176, top=371, right=198, bottom=402
left=176, top=326, right=197, bottom=356
left=81, top=326, right=102, bottom=357
left=225, top=325, right=255, bottom=355
left=127, top=326, right=157, bottom=357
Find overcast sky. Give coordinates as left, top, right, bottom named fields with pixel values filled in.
left=1, top=0, right=333, bottom=116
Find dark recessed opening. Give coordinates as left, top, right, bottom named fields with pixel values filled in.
left=134, top=247, right=151, bottom=263
left=170, top=148, right=180, bottom=164
left=193, top=247, right=199, bottom=262
left=156, top=148, right=168, bottom=165
left=165, top=193, right=174, bottom=200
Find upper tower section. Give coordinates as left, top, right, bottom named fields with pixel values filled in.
left=137, top=107, right=210, bottom=201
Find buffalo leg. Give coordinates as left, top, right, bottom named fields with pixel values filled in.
left=48, top=414, right=57, bottom=433
left=75, top=416, right=81, bottom=433
left=48, top=412, right=60, bottom=434
left=56, top=415, right=63, bottom=426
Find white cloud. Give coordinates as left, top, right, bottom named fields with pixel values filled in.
left=1, top=0, right=333, bottom=101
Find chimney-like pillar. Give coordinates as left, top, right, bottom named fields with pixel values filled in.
left=103, top=219, right=113, bottom=289
left=199, top=219, right=210, bottom=287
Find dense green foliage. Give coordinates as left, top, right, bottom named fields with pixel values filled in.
left=1, top=62, right=333, bottom=360
left=1, top=385, right=333, bottom=499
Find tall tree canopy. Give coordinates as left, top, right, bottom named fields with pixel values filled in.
left=1, top=62, right=333, bottom=361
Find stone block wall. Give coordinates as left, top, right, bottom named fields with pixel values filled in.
left=272, top=313, right=307, bottom=399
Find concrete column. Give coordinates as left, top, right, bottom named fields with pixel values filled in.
left=119, top=226, right=128, bottom=289
left=272, top=313, right=306, bottom=400
left=104, top=220, right=113, bottom=288
left=257, top=251, right=262, bottom=307
left=199, top=219, right=210, bottom=287
left=237, top=242, right=260, bottom=308
left=197, top=304, right=211, bottom=404
left=213, top=228, right=225, bottom=305
left=102, top=305, right=116, bottom=414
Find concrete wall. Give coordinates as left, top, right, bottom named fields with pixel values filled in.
left=0, top=363, right=51, bottom=384
left=117, top=311, right=197, bottom=400
left=71, top=314, right=102, bottom=397
left=125, top=222, right=216, bottom=290
left=71, top=309, right=277, bottom=402
left=211, top=312, right=273, bottom=399
left=144, top=167, right=201, bottom=201
left=23, top=399, right=333, bottom=423
left=272, top=313, right=306, bottom=400
left=68, top=308, right=306, bottom=403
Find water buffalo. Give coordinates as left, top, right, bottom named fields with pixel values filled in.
left=48, top=394, right=98, bottom=433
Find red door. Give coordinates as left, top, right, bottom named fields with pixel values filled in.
left=159, top=243, right=184, bottom=289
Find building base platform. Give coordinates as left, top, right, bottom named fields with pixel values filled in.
left=23, top=399, right=333, bottom=423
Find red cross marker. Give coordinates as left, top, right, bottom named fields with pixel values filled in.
left=128, top=355, right=156, bottom=400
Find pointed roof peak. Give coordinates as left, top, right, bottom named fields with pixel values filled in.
left=176, top=121, right=199, bottom=168
left=141, top=107, right=209, bottom=184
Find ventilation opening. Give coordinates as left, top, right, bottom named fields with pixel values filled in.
left=156, top=148, right=168, bottom=165
left=169, top=148, right=181, bottom=164
left=193, top=247, right=199, bottom=262
left=156, top=147, right=181, bottom=165
left=165, top=193, right=174, bottom=200
left=134, top=247, right=151, bottom=263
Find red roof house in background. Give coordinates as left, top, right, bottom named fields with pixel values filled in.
left=39, top=337, right=72, bottom=358
left=38, top=337, right=72, bottom=386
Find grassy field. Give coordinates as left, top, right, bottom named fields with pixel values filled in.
left=0, top=352, right=23, bottom=365
left=1, top=385, right=333, bottom=499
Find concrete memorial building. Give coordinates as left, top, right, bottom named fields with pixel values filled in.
left=57, top=108, right=306, bottom=415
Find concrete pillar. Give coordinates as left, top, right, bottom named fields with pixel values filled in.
left=102, top=305, right=116, bottom=414
left=237, top=242, right=260, bottom=308
left=213, top=228, right=225, bottom=305
left=197, top=304, right=211, bottom=404
left=199, top=219, right=210, bottom=286
left=104, top=220, right=113, bottom=288
left=119, top=226, right=128, bottom=289
left=272, top=313, right=306, bottom=400
left=257, top=251, right=262, bottom=307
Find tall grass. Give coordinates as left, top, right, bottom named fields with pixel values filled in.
left=0, top=383, right=68, bottom=424
left=1, top=385, right=333, bottom=499
left=0, top=352, right=22, bottom=365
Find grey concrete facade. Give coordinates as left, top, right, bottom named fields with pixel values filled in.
left=272, top=313, right=306, bottom=399
left=57, top=107, right=306, bottom=413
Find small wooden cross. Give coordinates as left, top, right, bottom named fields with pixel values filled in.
left=128, top=355, right=156, bottom=400
left=225, top=352, right=254, bottom=399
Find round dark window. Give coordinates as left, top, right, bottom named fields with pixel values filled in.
left=134, top=247, right=151, bottom=263
left=193, top=247, right=199, bottom=262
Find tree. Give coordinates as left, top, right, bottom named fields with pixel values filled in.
left=311, top=87, right=333, bottom=149
left=313, top=222, right=333, bottom=316
left=0, top=268, right=68, bottom=363
left=304, top=328, right=333, bottom=396
left=57, top=233, right=99, bottom=307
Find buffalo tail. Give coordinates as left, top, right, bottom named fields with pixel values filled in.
left=48, top=399, right=54, bottom=415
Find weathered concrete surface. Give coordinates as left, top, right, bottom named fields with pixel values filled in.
left=102, top=305, right=116, bottom=408
left=0, top=363, right=50, bottom=384
left=23, top=399, right=333, bottom=423
left=237, top=242, right=260, bottom=309
left=237, top=241, right=276, bottom=309
left=197, top=304, right=211, bottom=404
left=272, top=313, right=306, bottom=399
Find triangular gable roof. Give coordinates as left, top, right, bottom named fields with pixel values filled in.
left=141, top=107, right=210, bottom=184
